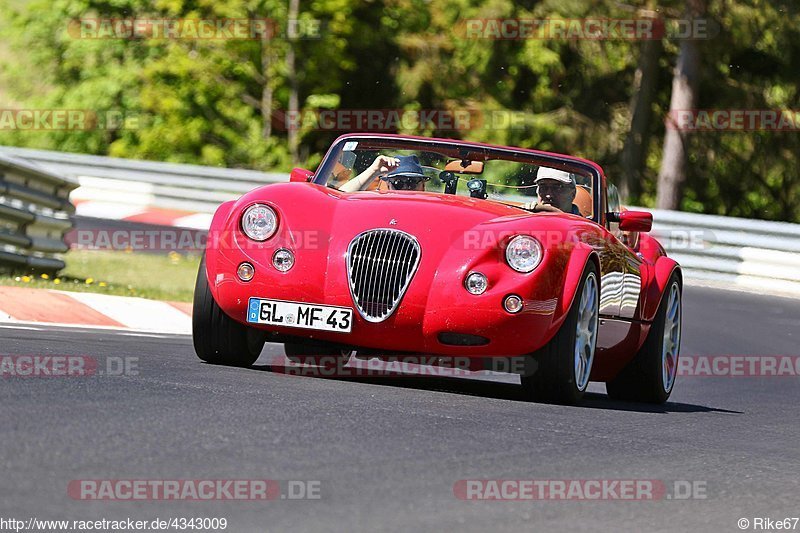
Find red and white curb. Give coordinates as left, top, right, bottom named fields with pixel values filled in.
left=72, top=199, right=212, bottom=230
left=71, top=177, right=214, bottom=229
left=0, top=286, right=191, bottom=334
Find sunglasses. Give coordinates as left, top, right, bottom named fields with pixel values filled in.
left=388, top=177, right=425, bottom=190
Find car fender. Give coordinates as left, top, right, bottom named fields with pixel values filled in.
left=204, top=200, right=237, bottom=297
left=523, top=241, right=599, bottom=351
left=558, top=243, right=601, bottom=317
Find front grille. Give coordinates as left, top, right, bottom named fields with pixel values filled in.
left=346, top=229, right=421, bottom=322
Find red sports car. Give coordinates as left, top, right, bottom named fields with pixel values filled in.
left=193, top=134, right=682, bottom=405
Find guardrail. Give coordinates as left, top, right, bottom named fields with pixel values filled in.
left=0, top=152, right=77, bottom=272
left=647, top=209, right=800, bottom=297
left=0, top=145, right=281, bottom=214
left=1, top=145, right=798, bottom=296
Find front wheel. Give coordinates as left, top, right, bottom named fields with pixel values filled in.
left=193, top=256, right=265, bottom=367
left=521, top=261, right=600, bottom=405
left=606, top=274, right=682, bottom=404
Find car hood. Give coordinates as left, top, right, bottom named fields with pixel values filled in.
left=238, top=183, right=535, bottom=245
left=336, top=190, right=531, bottom=238
left=227, top=183, right=594, bottom=282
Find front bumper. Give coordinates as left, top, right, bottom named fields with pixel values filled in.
left=206, top=245, right=567, bottom=358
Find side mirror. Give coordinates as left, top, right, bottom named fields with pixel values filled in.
left=612, top=210, right=653, bottom=233
left=290, top=168, right=314, bottom=183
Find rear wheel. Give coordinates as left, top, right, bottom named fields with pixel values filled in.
left=193, top=256, right=265, bottom=366
left=606, top=275, right=682, bottom=404
left=521, top=261, right=599, bottom=405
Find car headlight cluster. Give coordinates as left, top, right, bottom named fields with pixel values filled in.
left=241, top=204, right=278, bottom=241
left=505, top=235, right=543, bottom=273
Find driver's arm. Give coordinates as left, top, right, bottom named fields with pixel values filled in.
left=339, top=155, right=400, bottom=192
left=521, top=202, right=562, bottom=213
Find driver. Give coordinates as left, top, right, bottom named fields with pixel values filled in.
left=339, top=155, right=428, bottom=192
left=523, top=167, right=582, bottom=215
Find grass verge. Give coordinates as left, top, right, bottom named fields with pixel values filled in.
left=0, top=250, right=201, bottom=302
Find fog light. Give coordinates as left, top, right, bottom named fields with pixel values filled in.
left=504, top=294, right=523, bottom=313
left=237, top=262, right=255, bottom=281
left=465, top=272, right=488, bottom=295
left=273, top=249, right=295, bottom=272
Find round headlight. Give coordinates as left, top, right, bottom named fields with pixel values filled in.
left=505, top=235, right=543, bottom=273
left=465, top=272, right=488, bottom=295
left=241, top=204, right=278, bottom=241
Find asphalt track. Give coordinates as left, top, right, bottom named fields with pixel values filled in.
left=1, top=285, right=799, bottom=532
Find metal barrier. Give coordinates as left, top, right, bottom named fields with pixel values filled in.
left=647, top=208, right=800, bottom=296
left=0, top=145, right=280, bottom=214
left=0, top=152, right=77, bottom=272
left=1, top=145, right=798, bottom=295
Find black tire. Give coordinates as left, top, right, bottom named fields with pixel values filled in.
left=193, top=256, right=265, bottom=366
left=521, top=261, right=600, bottom=405
left=606, top=274, right=682, bottom=404
left=284, top=342, right=351, bottom=367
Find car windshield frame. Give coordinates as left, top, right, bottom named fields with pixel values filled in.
left=313, top=134, right=603, bottom=223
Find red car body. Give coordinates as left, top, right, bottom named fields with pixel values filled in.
left=202, top=134, right=681, bottom=383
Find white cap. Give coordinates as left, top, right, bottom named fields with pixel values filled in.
left=535, top=167, right=575, bottom=185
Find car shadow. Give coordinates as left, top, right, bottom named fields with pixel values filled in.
left=579, top=392, right=742, bottom=414
left=247, top=362, right=742, bottom=415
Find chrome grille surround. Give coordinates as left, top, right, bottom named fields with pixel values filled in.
left=345, top=229, right=421, bottom=323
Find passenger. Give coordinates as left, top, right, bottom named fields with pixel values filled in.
left=340, top=155, right=428, bottom=192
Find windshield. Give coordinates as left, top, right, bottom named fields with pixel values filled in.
left=314, top=136, right=597, bottom=220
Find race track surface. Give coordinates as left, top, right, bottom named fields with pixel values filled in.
left=1, top=286, right=799, bottom=532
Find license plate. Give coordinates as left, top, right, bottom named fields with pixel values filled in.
left=247, top=298, right=353, bottom=333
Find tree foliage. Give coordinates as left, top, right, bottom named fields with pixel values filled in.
left=0, top=0, right=798, bottom=221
